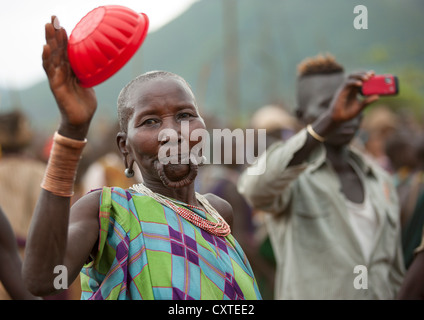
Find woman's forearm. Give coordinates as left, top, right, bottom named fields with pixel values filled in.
left=23, top=190, right=71, bottom=296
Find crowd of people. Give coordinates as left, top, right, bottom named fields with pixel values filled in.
left=0, top=15, right=423, bottom=300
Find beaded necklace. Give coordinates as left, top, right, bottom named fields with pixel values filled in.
left=130, top=183, right=231, bottom=237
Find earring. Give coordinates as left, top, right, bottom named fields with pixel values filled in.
left=125, top=167, right=134, bottom=178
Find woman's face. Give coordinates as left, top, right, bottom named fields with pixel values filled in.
left=120, top=76, right=206, bottom=186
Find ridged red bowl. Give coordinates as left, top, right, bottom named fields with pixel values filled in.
left=67, top=5, right=149, bottom=87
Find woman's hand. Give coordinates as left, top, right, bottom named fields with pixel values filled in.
left=328, top=70, right=379, bottom=124
left=42, top=15, right=97, bottom=139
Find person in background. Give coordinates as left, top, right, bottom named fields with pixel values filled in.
left=248, top=104, right=300, bottom=299
left=386, top=132, right=424, bottom=269
left=0, top=109, right=48, bottom=299
left=237, top=53, right=405, bottom=299
left=250, top=104, right=300, bottom=148
left=0, top=205, right=40, bottom=299
left=358, top=105, right=399, bottom=173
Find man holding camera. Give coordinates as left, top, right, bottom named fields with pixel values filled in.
left=238, top=54, right=405, bottom=299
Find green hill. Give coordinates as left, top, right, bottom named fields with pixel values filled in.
left=1, top=0, right=424, bottom=133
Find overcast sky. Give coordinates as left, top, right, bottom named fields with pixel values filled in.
left=0, top=0, right=199, bottom=89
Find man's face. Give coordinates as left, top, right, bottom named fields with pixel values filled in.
left=296, top=72, right=363, bottom=146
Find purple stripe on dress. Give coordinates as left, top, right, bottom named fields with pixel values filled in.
left=200, top=229, right=214, bottom=244
left=116, top=236, right=129, bottom=261
left=224, top=273, right=245, bottom=300
left=172, top=287, right=194, bottom=300
left=172, top=287, right=185, bottom=299
left=187, top=250, right=199, bottom=266
left=171, top=241, right=185, bottom=257
left=115, top=236, right=129, bottom=286
left=125, top=190, right=133, bottom=201
left=184, top=234, right=197, bottom=252
left=216, top=237, right=228, bottom=253
left=91, top=291, right=104, bottom=300
left=169, top=226, right=182, bottom=241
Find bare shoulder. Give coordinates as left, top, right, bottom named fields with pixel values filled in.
left=70, top=189, right=102, bottom=221
left=67, top=189, right=103, bottom=267
left=68, top=189, right=102, bottom=243
left=203, top=193, right=234, bottom=229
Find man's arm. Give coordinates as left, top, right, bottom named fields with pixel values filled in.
left=237, top=133, right=309, bottom=215
left=0, top=207, right=41, bottom=299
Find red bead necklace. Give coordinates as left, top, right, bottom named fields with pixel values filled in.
left=130, top=183, right=231, bottom=237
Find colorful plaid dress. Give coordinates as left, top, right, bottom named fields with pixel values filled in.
left=80, top=186, right=262, bottom=300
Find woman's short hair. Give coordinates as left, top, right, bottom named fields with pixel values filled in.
left=117, top=71, right=195, bottom=132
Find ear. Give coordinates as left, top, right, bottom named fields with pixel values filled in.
left=117, top=131, right=128, bottom=155
left=117, top=132, right=133, bottom=169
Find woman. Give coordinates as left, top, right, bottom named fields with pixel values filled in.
left=22, top=16, right=261, bottom=300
